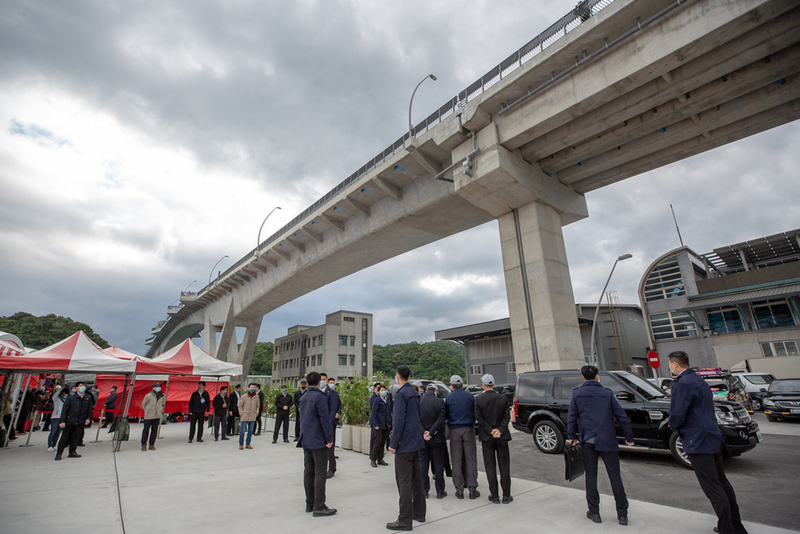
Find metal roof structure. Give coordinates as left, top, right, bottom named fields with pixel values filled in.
left=701, top=229, right=800, bottom=275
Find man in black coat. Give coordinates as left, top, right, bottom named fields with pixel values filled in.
left=255, top=384, right=265, bottom=436
left=474, top=374, right=513, bottom=504
left=55, top=382, right=93, bottom=460
left=101, top=386, right=118, bottom=428
left=419, top=384, right=447, bottom=499
left=16, top=386, right=35, bottom=433
left=299, top=371, right=336, bottom=517
left=188, top=381, right=211, bottom=443
left=212, top=386, right=230, bottom=441
left=273, top=385, right=293, bottom=443
left=369, top=384, right=391, bottom=468
left=227, top=385, right=240, bottom=436
left=293, top=381, right=306, bottom=441
left=319, top=373, right=341, bottom=478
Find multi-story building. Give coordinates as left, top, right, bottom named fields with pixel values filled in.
left=272, top=310, right=373, bottom=387
left=435, top=302, right=650, bottom=385
left=638, top=229, right=800, bottom=376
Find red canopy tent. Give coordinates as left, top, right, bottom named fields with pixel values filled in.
left=0, top=331, right=136, bottom=374
left=134, top=339, right=242, bottom=376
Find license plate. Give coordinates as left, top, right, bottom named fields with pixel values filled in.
left=756, top=431, right=762, bottom=443
left=791, top=409, right=800, bottom=414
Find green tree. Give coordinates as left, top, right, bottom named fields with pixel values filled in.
left=248, top=342, right=274, bottom=375
left=0, top=311, right=109, bottom=349
left=373, top=340, right=465, bottom=382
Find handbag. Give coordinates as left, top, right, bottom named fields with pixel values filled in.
left=564, top=443, right=585, bottom=482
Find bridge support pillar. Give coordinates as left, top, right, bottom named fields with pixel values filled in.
left=497, top=202, right=585, bottom=371
left=203, top=314, right=218, bottom=357
left=237, top=320, right=262, bottom=387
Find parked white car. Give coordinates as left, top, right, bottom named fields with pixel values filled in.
left=732, top=372, right=776, bottom=411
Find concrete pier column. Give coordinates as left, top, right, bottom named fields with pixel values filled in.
left=203, top=314, right=218, bottom=356
left=237, top=320, right=262, bottom=385
left=498, top=201, right=585, bottom=371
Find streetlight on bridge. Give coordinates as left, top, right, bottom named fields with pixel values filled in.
left=183, top=280, right=197, bottom=294
left=589, top=253, right=632, bottom=370
left=256, top=206, right=282, bottom=256
left=208, top=255, right=229, bottom=286
left=408, top=74, right=437, bottom=139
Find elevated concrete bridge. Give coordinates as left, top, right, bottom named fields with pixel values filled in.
left=146, top=0, right=800, bottom=377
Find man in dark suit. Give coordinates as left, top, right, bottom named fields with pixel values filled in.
left=474, top=374, right=513, bottom=504
left=298, top=371, right=336, bottom=517
left=387, top=365, right=426, bottom=531
left=54, top=382, right=93, bottom=461
left=419, top=384, right=447, bottom=499
left=273, top=385, right=293, bottom=443
left=188, top=381, right=211, bottom=443
left=567, top=365, right=634, bottom=526
left=369, top=384, right=391, bottom=468
left=668, top=351, right=748, bottom=534
left=101, top=385, right=118, bottom=428
left=293, top=381, right=307, bottom=441
left=227, top=384, right=240, bottom=436
left=254, top=383, right=265, bottom=435
left=319, top=373, right=341, bottom=478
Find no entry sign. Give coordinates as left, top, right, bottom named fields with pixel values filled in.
left=648, top=350, right=660, bottom=369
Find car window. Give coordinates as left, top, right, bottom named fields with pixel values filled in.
left=598, top=375, right=627, bottom=395
left=769, top=380, right=800, bottom=393
left=517, top=373, right=546, bottom=399
left=744, top=375, right=769, bottom=385
left=613, top=372, right=667, bottom=400
left=555, top=375, right=584, bottom=398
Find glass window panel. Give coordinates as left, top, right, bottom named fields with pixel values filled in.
left=761, top=342, right=773, bottom=357
left=786, top=341, right=799, bottom=356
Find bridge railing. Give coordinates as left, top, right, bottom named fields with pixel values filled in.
left=201, top=0, right=616, bottom=295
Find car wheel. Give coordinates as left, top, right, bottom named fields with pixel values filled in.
left=750, top=398, right=762, bottom=411
left=532, top=420, right=564, bottom=454
left=669, top=431, right=693, bottom=470
left=766, top=415, right=779, bottom=422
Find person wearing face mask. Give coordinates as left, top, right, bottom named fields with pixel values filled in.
left=273, top=385, right=293, bottom=443
left=298, top=371, right=335, bottom=516
left=319, top=373, right=341, bottom=478
left=293, top=381, right=307, bottom=442
left=239, top=383, right=260, bottom=449
left=46, top=386, right=69, bottom=452
left=54, top=382, right=93, bottom=461
left=369, top=385, right=390, bottom=468
left=188, top=381, right=211, bottom=443
left=254, top=383, right=265, bottom=436
left=213, top=386, right=230, bottom=441
left=228, top=384, right=241, bottom=436
left=141, top=383, right=166, bottom=451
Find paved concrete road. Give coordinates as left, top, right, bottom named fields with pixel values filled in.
left=1, top=420, right=797, bottom=534
left=502, top=412, right=800, bottom=531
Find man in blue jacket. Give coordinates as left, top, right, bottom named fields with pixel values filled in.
left=320, top=373, right=341, bottom=478
left=298, top=371, right=336, bottom=517
left=567, top=365, right=634, bottom=526
left=370, top=384, right=391, bottom=468
left=444, top=375, right=479, bottom=499
left=668, top=351, right=748, bottom=534
left=387, top=365, right=426, bottom=531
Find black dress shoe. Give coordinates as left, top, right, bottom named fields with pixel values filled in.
left=371, top=459, right=378, bottom=468
left=502, top=495, right=514, bottom=504
left=54, top=455, right=62, bottom=461
left=272, top=440, right=277, bottom=444
left=489, top=495, right=500, bottom=504
left=306, top=506, right=313, bottom=513
left=313, top=507, right=337, bottom=517
left=586, top=511, right=602, bottom=523
left=197, top=438, right=204, bottom=442
left=326, top=470, right=335, bottom=479
left=455, top=490, right=464, bottom=499
left=436, top=492, right=447, bottom=499
left=222, top=437, right=229, bottom=440
left=713, top=528, right=719, bottom=533
left=68, top=453, right=81, bottom=458
left=385, top=521, right=412, bottom=531
left=469, top=489, right=480, bottom=500
left=215, top=438, right=219, bottom=441
left=188, top=439, right=192, bottom=443
left=618, top=516, right=628, bottom=526
left=378, top=459, right=388, bottom=466
left=283, top=439, right=290, bottom=443
left=414, top=516, right=426, bottom=523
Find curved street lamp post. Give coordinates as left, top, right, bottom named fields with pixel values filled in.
left=208, top=255, right=229, bottom=286
left=590, top=254, right=633, bottom=370
left=256, top=206, right=282, bottom=256
left=408, top=74, right=437, bottom=139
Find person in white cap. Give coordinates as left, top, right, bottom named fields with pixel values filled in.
left=474, top=374, right=513, bottom=504
left=444, top=375, right=480, bottom=500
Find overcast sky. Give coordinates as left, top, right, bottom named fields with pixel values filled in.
left=1, top=1, right=798, bottom=354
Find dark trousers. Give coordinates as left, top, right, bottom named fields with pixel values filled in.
left=327, top=441, right=337, bottom=473
left=419, top=441, right=446, bottom=495
left=42, top=412, right=52, bottom=431
left=255, top=411, right=262, bottom=433
left=227, top=413, right=238, bottom=435
left=304, top=448, right=329, bottom=511
left=102, top=410, right=114, bottom=427
left=47, top=418, right=62, bottom=448
left=371, top=427, right=388, bottom=460
left=294, top=412, right=301, bottom=439
left=274, top=413, right=290, bottom=441
left=583, top=443, right=628, bottom=516
left=450, top=427, right=478, bottom=490
left=56, top=422, right=82, bottom=456
left=687, top=452, right=748, bottom=534
left=189, top=413, right=205, bottom=440
left=3, top=414, right=16, bottom=441
left=141, top=418, right=159, bottom=446
left=481, top=439, right=511, bottom=498
left=214, top=412, right=228, bottom=439
left=395, top=450, right=426, bottom=525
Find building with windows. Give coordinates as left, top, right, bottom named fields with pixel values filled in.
left=272, top=310, right=373, bottom=387
left=435, top=302, right=650, bottom=385
left=638, top=229, right=800, bottom=374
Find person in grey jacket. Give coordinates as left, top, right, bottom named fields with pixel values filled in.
left=141, top=383, right=166, bottom=451
left=46, top=387, right=69, bottom=452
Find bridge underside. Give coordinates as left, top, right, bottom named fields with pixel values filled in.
left=149, top=0, right=800, bottom=378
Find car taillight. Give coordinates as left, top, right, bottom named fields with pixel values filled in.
left=512, top=397, right=518, bottom=422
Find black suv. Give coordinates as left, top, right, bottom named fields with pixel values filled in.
left=512, top=370, right=761, bottom=469
left=763, top=379, right=800, bottom=422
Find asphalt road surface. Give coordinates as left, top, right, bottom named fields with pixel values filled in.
left=485, top=414, right=800, bottom=530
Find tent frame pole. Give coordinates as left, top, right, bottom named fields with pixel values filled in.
left=115, top=373, right=136, bottom=452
